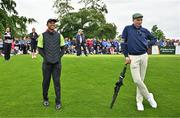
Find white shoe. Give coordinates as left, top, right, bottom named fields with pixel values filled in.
left=148, top=93, right=157, bottom=108
left=137, top=103, right=144, bottom=111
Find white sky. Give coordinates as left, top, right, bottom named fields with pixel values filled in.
left=15, top=0, right=180, bottom=39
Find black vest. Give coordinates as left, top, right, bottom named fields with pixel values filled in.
left=43, top=31, right=61, bottom=64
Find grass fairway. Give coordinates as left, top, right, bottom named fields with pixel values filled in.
left=0, top=55, right=180, bottom=117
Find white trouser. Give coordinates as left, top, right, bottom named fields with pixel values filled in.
left=129, top=53, right=150, bottom=103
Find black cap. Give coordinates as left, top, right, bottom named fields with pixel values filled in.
left=47, top=19, right=58, bottom=24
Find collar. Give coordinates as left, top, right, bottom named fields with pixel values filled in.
left=132, top=24, right=142, bottom=30
left=46, top=29, right=56, bottom=35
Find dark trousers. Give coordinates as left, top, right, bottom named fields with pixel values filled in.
left=42, top=62, right=61, bottom=104
left=31, top=41, right=37, bottom=52
left=21, top=44, right=27, bottom=54
left=4, top=43, right=12, bottom=60
left=76, top=43, right=87, bottom=56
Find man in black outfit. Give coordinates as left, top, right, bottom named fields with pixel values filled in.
left=37, top=19, right=65, bottom=110
left=29, top=28, right=38, bottom=58
left=75, top=29, right=87, bottom=56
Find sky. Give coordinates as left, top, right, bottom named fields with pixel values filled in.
left=15, top=0, right=180, bottom=39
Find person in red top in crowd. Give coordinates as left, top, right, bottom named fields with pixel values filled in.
left=86, top=39, right=94, bottom=54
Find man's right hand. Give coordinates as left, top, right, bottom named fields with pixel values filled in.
left=125, top=57, right=131, bottom=64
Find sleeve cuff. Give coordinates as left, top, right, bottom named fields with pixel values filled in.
left=124, top=53, right=129, bottom=57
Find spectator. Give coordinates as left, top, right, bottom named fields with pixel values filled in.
left=29, top=28, right=38, bottom=58
left=21, top=37, right=28, bottom=54
left=3, top=27, right=13, bottom=61
left=75, top=29, right=88, bottom=56
left=0, top=36, right=3, bottom=56
left=106, top=40, right=112, bottom=54
left=86, top=39, right=94, bottom=54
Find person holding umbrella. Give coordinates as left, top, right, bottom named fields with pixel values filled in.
left=37, top=18, right=65, bottom=110
left=121, top=13, right=157, bottom=111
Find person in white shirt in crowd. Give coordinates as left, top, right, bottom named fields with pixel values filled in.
left=3, top=27, right=13, bottom=61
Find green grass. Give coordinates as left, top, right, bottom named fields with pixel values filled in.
left=0, top=55, right=180, bottom=117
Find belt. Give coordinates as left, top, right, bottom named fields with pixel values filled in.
left=129, top=52, right=146, bottom=55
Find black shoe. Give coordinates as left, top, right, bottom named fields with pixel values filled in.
left=43, top=101, right=49, bottom=107
left=55, top=104, right=62, bottom=110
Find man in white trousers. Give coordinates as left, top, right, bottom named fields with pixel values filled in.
left=121, top=13, right=158, bottom=111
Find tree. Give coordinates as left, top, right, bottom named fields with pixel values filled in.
left=0, top=0, right=36, bottom=37
left=96, top=23, right=117, bottom=39
left=151, top=25, right=165, bottom=40
left=53, top=0, right=74, bottom=17
left=11, top=15, right=36, bottom=37
left=54, top=0, right=116, bottom=39
left=79, top=0, right=108, bottom=14
left=0, top=0, right=17, bottom=14
left=58, top=8, right=116, bottom=39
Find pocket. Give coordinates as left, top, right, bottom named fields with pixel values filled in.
left=130, top=56, right=139, bottom=69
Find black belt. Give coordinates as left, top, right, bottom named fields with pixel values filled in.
left=129, top=52, right=146, bottom=55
